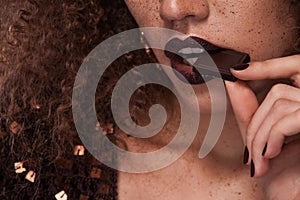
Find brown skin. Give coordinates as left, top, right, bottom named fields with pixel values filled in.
left=117, top=0, right=300, bottom=199
left=0, top=0, right=295, bottom=198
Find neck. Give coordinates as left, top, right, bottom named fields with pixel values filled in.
left=119, top=94, right=244, bottom=166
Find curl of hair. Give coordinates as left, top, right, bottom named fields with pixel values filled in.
left=0, top=0, right=155, bottom=198
left=0, top=0, right=299, bottom=199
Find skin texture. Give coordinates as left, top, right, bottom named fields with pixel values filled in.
left=120, top=0, right=300, bottom=199
left=226, top=55, right=300, bottom=198
left=125, top=0, right=299, bottom=114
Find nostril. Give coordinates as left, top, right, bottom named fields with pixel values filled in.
left=159, top=0, right=209, bottom=22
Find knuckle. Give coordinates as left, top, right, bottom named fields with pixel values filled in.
left=272, top=99, right=289, bottom=111
left=268, top=84, right=287, bottom=99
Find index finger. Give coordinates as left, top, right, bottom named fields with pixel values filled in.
left=225, top=80, right=259, bottom=144
left=231, top=54, right=300, bottom=81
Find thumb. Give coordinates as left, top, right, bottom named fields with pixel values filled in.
left=224, top=80, right=259, bottom=143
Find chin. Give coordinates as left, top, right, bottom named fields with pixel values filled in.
left=154, top=52, right=229, bottom=115
left=163, top=68, right=229, bottom=115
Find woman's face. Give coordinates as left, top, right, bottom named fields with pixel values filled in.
left=125, top=0, right=299, bottom=112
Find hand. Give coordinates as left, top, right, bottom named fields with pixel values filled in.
left=261, top=139, right=300, bottom=200
left=225, top=55, right=300, bottom=198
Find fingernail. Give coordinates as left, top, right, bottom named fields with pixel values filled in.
left=250, top=160, right=255, bottom=177
left=243, top=146, right=249, bottom=164
left=231, top=63, right=249, bottom=71
left=262, top=143, right=268, bottom=156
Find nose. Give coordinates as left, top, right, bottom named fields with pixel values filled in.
left=160, top=0, right=209, bottom=22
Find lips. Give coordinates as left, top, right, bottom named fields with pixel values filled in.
left=164, top=37, right=224, bottom=84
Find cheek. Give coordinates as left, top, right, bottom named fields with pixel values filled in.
left=208, top=0, right=298, bottom=60
left=125, top=0, right=298, bottom=61
left=125, top=0, right=162, bottom=27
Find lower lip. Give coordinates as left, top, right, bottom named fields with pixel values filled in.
left=170, top=59, right=214, bottom=84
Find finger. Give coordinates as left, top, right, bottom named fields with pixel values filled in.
left=231, top=54, right=300, bottom=81
left=265, top=108, right=300, bottom=159
left=251, top=99, right=300, bottom=157
left=246, top=84, right=300, bottom=152
left=251, top=151, right=270, bottom=178
left=251, top=99, right=300, bottom=154
left=224, top=80, right=259, bottom=144
left=250, top=100, right=300, bottom=177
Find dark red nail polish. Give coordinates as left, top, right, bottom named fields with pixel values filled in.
left=250, top=160, right=255, bottom=177
left=232, top=63, right=249, bottom=71
left=243, top=146, right=249, bottom=164
left=262, top=143, right=267, bottom=156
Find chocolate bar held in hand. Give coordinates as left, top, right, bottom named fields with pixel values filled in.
left=194, top=49, right=250, bottom=82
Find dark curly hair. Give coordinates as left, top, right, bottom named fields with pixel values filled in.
left=0, top=0, right=299, bottom=199
left=0, top=0, right=162, bottom=199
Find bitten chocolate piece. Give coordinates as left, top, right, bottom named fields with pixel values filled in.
left=194, top=49, right=250, bottom=82
left=211, top=49, right=250, bottom=81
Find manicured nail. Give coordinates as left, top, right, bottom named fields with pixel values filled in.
left=243, top=146, right=249, bottom=164
left=262, top=143, right=268, bottom=156
left=231, top=63, right=249, bottom=71
left=250, top=160, right=255, bottom=177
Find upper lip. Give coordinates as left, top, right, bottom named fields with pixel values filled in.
left=165, top=36, right=224, bottom=58
left=163, top=36, right=224, bottom=84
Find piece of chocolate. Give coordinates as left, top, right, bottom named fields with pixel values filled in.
left=193, top=49, right=250, bottom=82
